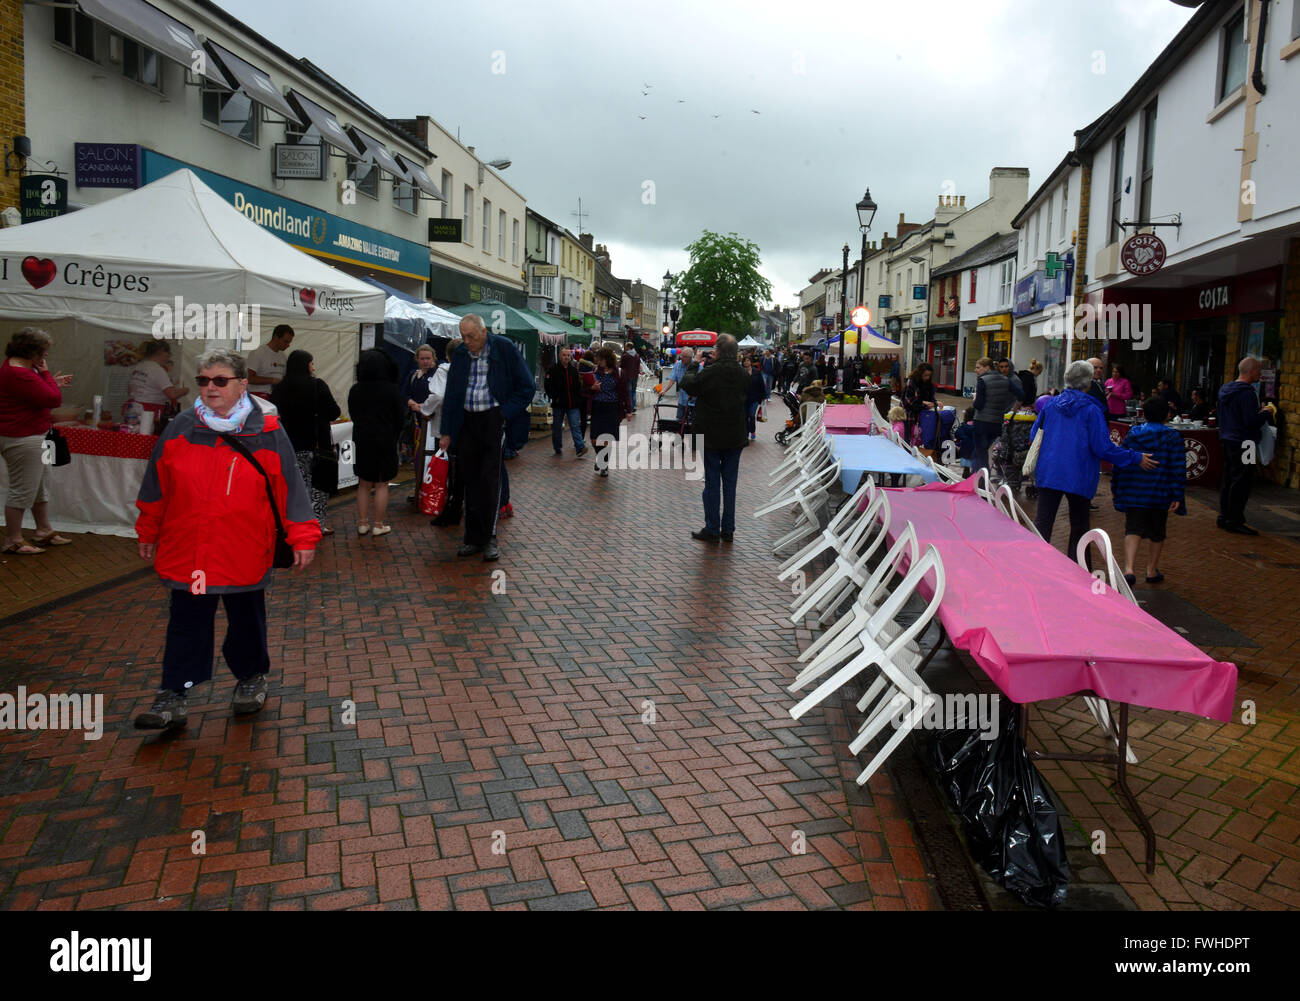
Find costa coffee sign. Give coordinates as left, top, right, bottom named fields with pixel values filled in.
left=1121, top=233, right=1166, bottom=276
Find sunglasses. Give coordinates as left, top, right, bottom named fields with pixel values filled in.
left=195, top=375, right=242, bottom=387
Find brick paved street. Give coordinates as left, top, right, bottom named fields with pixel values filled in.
left=0, top=408, right=1296, bottom=911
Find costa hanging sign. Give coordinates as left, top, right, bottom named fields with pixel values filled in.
left=1121, top=233, right=1167, bottom=276
left=675, top=329, right=717, bottom=347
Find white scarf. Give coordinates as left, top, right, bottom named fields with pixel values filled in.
left=195, top=392, right=254, bottom=433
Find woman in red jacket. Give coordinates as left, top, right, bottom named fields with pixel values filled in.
left=1, top=327, right=73, bottom=555
left=133, top=349, right=321, bottom=731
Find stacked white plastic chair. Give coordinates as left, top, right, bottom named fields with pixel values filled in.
left=1073, top=529, right=1139, bottom=764
left=993, top=483, right=1044, bottom=537
left=788, top=488, right=893, bottom=625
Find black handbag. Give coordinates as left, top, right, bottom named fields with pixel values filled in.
left=309, top=382, right=338, bottom=494
left=45, top=427, right=71, bottom=467
left=218, top=433, right=295, bottom=569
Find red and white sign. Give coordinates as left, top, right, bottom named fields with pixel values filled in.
left=675, top=329, right=717, bottom=347
left=1121, top=233, right=1167, bottom=276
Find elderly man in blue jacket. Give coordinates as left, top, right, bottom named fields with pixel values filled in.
left=1216, top=356, right=1276, bottom=536
left=438, top=314, right=536, bottom=561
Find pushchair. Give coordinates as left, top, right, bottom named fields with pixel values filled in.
left=990, top=411, right=1038, bottom=496
left=775, top=385, right=824, bottom=446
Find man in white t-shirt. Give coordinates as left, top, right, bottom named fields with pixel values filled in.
left=246, top=325, right=294, bottom=398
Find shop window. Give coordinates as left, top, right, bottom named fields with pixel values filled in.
left=54, top=7, right=97, bottom=61
left=345, top=155, right=378, bottom=199
left=1219, top=9, right=1247, bottom=100
left=203, top=87, right=259, bottom=145
left=1138, top=100, right=1157, bottom=224
left=392, top=176, right=416, bottom=214
left=1109, top=130, right=1126, bottom=245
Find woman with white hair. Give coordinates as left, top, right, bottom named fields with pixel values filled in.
left=1029, top=359, right=1157, bottom=561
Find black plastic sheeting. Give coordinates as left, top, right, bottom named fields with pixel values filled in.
left=932, top=699, right=1069, bottom=908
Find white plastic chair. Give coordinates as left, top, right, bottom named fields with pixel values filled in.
left=790, top=545, right=947, bottom=785
left=1073, top=529, right=1139, bottom=764
left=788, top=490, right=893, bottom=622
left=993, top=484, right=1044, bottom=538
left=969, top=466, right=996, bottom=504
left=759, top=436, right=834, bottom=513
left=770, top=461, right=844, bottom=556
left=778, top=475, right=876, bottom=580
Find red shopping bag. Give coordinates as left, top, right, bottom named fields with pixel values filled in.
left=419, top=449, right=450, bottom=516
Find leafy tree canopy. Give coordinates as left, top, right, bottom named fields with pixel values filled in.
left=673, top=231, right=773, bottom=336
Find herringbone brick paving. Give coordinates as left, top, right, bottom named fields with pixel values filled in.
left=2, top=405, right=1297, bottom=910
left=0, top=411, right=939, bottom=911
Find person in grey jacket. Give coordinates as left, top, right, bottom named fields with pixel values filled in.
left=682, top=334, right=749, bottom=543
left=971, top=357, right=1014, bottom=473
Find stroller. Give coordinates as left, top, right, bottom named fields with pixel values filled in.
left=775, top=384, right=825, bottom=446
left=991, top=411, right=1038, bottom=496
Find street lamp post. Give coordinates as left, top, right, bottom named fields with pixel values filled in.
left=839, top=242, right=849, bottom=368
left=856, top=189, right=877, bottom=359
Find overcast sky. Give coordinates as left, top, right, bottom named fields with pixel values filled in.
left=220, top=0, right=1195, bottom=308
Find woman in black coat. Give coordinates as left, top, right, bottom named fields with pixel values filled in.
left=271, top=350, right=341, bottom=535
left=347, top=349, right=406, bottom=536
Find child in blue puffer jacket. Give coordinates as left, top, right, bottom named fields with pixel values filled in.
left=1112, top=396, right=1186, bottom=586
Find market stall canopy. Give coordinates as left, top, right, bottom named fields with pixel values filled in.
left=445, top=300, right=541, bottom=374
left=0, top=168, right=384, bottom=334
left=737, top=336, right=764, bottom=349
left=824, top=325, right=902, bottom=355
left=360, top=276, right=459, bottom=352
left=516, top=306, right=572, bottom=344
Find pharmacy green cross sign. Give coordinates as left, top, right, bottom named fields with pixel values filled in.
left=1044, top=252, right=1065, bottom=279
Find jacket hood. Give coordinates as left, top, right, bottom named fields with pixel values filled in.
left=1124, top=422, right=1176, bottom=447
left=1220, top=379, right=1258, bottom=402
left=1051, top=388, right=1094, bottom=417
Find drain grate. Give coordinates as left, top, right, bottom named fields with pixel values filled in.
left=1133, top=591, right=1258, bottom=648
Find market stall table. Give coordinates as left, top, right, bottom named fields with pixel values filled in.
left=878, top=477, right=1238, bottom=869
left=828, top=433, right=938, bottom=493
left=823, top=403, right=884, bottom=436
left=1103, top=419, right=1221, bottom=486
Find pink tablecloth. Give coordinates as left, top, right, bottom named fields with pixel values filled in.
left=882, top=478, right=1238, bottom=721
left=823, top=404, right=876, bottom=436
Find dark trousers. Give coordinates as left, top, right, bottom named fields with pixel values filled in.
left=702, top=447, right=743, bottom=536
left=972, top=420, right=1000, bottom=472
left=1219, top=441, right=1255, bottom=527
left=1033, top=487, right=1093, bottom=569
left=161, top=588, right=268, bottom=692
left=459, top=408, right=505, bottom=546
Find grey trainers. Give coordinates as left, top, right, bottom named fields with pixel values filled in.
left=135, top=689, right=188, bottom=730
left=231, top=674, right=269, bottom=715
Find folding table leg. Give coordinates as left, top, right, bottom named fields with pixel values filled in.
left=1114, top=703, right=1157, bottom=874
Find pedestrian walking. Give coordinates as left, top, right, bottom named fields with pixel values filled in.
left=590, top=346, right=630, bottom=477
left=1, top=327, right=74, bottom=554
left=427, top=341, right=464, bottom=527
left=545, top=346, right=587, bottom=456
left=761, top=350, right=775, bottom=398
left=133, top=349, right=320, bottom=730
left=745, top=355, right=766, bottom=440
left=437, top=314, right=536, bottom=561
left=1112, top=396, right=1186, bottom=586
left=971, top=357, right=1013, bottom=474
left=1216, top=356, right=1275, bottom=536
left=902, top=363, right=937, bottom=449
left=621, top=342, right=642, bottom=415
left=348, top=349, right=405, bottom=537
left=270, top=349, right=341, bottom=535
left=683, top=334, right=748, bottom=543
left=1029, top=360, right=1156, bottom=563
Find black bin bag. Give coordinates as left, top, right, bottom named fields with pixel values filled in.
left=932, top=698, right=1069, bottom=908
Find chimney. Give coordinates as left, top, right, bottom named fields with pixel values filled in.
left=899, top=211, right=906, bottom=227
left=467, top=146, right=476, bottom=155
left=579, top=233, right=594, bottom=249
left=960, top=195, right=965, bottom=207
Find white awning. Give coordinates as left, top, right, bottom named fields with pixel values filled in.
left=204, top=41, right=302, bottom=125
left=285, top=90, right=362, bottom=156
left=77, top=0, right=230, bottom=87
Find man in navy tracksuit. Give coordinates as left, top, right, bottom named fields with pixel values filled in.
left=545, top=347, right=587, bottom=456
left=438, top=315, right=536, bottom=561
left=1216, top=357, right=1275, bottom=535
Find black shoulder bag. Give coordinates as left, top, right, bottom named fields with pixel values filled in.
left=45, top=428, right=71, bottom=466
left=218, top=432, right=295, bottom=568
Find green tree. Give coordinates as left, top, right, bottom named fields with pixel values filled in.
left=674, top=231, right=773, bottom=335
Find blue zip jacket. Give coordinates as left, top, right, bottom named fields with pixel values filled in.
left=1030, top=388, right=1143, bottom=498
left=954, top=421, right=975, bottom=461
left=1216, top=379, right=1268, bottom=444
left=1112, top=423, right=1186, bottom=514
left=438, top=333, right=536, bottom=446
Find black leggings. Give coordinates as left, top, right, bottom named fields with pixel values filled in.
left=1033, top=487, right=1093, bottom=570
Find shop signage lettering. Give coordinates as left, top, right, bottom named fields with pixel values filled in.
left=1121, top=233, right=1166, bottom=276
left=428, top=219, right=462, bottom=242
left=273, top=143, right=324, bottom=180
left=75, top=143, right=141, bottom=188
left=0, top=256, right=152, bottom=295
left=290, top=286, right=356, bottom=317
left=20, top=175, right=68, bottom=223
left=1197, top=285, right=1230, bottom=311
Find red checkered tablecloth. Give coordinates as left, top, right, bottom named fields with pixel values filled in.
left=55, top=426, right=158, bottom=460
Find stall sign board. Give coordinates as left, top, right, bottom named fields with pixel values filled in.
left=20, top=175, right=67, bottom=223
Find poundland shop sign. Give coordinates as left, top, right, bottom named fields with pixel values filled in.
left=141, top=150, right=428, bottom=281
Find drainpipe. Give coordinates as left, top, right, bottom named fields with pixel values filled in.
left=1251, top=0, right=1269, bottom=96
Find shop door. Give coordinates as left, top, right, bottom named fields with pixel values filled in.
left=1122, top=322, right=1177, bottom=402
left=927, top=340, right=957, bottom=389
left=1182, top=322, right=1226, bottom=399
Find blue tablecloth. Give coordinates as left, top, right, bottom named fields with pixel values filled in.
left=828, top=433, right=939, bottom=493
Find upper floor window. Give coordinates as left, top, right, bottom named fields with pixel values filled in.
left=345, top=155, right=378, bottom=199
left=1220, top=10, right=1247, bottom=100
left=512, top=220, right=520, bottom=265
left=498, top=209, right=506, bottom=258
left=463, top=186, right=473, bottom=244
left=999, top=259, right=1014, bottom=306
left=969, top=270, right=977, bottom=303
left=440, top=171, right=452, bottom=220
left=54, top=7, right=97, bottom=61
left=1139, top=100, right=1158, bottom=224
left=1046, top=193, right=1053, bottom=247
left=203, top=87, right=258, bottom=145
left=1062, top=177, right=1070, bottom=241
left=482, top=198, right=491, bottom=251
left=1109, top=130, right=1126, bottom=245
left=392, top=175, right=416, bottom=214
left=55, top=9, right=163, bottom=93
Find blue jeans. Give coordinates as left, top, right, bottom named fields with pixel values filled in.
left=746, top=400, right=761, bottom=435
left=702, top=447, right=742, bottom=536
left=552, top=407, right=584, bottom=452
